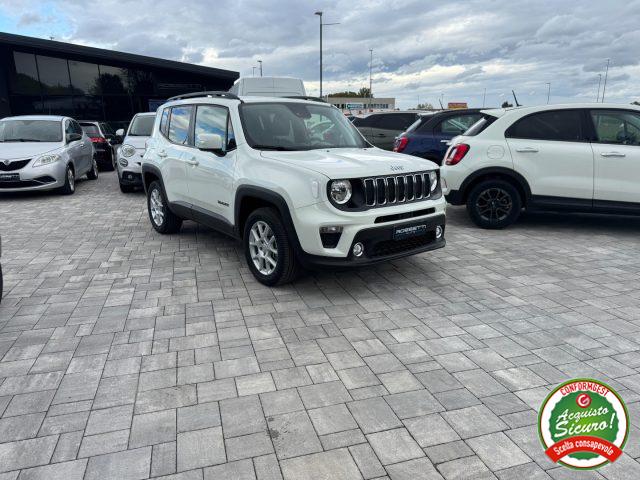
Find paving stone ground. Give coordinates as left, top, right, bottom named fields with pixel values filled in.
left=1, top=171, right=640, bottom=479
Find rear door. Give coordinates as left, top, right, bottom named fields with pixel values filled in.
left=589, top=109, right=640, bottom=205
left=506, top=109, right=594, bottom=203
left=369, top=113, right=417, bottom=150
left=159, top=105, right=192, bottom=204
left=429, top=112, right=483, bottom=162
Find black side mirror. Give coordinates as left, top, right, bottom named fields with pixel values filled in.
left=66, top=133, right=82, bottom=143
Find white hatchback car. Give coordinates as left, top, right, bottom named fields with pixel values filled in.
left=116, top=112, right=156, bottom=192
left=441, top=103, right=640, bottom=228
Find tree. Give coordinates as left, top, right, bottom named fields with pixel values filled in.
left=358, top=87, right=372, bottom=98
left=501, top=101, right=513, bottom=108
left=631, top=101, right=640, bottom=106
left=416, top=103, right=434, bottom=110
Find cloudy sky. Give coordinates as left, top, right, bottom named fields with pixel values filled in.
left=1, top=0, right=638, bottom=108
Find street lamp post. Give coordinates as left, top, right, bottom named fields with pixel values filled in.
left=546, top=82, right=551, bottom=104
left=596, top=73, right=602, bottom=102
left=252, top=66, right=256, bottom=77
left=314, top=11, right=339, bottom=99
left=369, top=49, right=373, bottom=109
left=601, top=59, right=610, bottom=103
left=257, top=60, right=263, bottom=77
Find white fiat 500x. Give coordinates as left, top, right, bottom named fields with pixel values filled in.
left=141, top=92, right=447, bottom=285
left=442, top=103, right=640, bottom=228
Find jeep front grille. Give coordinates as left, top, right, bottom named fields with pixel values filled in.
left=363, top=172, right=431, bottom=207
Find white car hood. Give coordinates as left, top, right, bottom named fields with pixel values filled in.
left=260, top=148, right=437, bottom=179
left=123, top=136, right=149, bottom=149
left=0, top=143, right=62, bottom=160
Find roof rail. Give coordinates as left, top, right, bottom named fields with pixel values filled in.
left=284, top=96, right=327, bottom=103
left=167, top=91, right=242, bottom=102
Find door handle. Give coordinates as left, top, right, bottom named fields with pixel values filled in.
left=515, top=147, right=539, bottom=153
left=600, top=152, right=626, bottom=157
left=185, top=157, right=199, bottom=166
left=375, top=133, right=386, bottom=137
left=158, top=150, right=167, bottom=158
left=440, top=139, right=451, bottom=144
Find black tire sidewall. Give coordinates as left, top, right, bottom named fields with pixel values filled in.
left=467, top=180, right=521, bottom=229
left=243, top=209, right=290, bottom=286
left=62, top=165, right=75, bottom=195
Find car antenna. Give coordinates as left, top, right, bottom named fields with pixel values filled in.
left=512, top=90, right=521, bottom=107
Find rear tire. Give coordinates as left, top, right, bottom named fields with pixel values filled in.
left=87, top=158, right=98, bottom=180
left=467, top=179, right=521, bottom=229
left=244, top=207, right=299, bottom=286
left=60, top=165, right=75, bottom=195
left=147, top=181, right=182, bottom=233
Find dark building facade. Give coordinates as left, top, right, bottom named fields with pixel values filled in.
left=0, top=32, right=238, bottom=128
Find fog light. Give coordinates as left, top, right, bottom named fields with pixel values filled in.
left=435, top=225, right=443, bottom=239
left=352, top=242, right=364, bottom=257
left=118, top=158, right=128, bottom=167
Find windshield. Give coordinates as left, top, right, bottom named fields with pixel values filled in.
left=239, top=102, right=368, bottom=150
left=0, top=119, right=63, bottom=143
left=80, top=124, right=101, bottom=136
left=128, top=116, right=155, bottom=136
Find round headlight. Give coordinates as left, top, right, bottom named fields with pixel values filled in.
left=330, top=180, right=352, bottom=205
left=429, top=171, right=438, bottom=192
left=121, top=144, right=136, bottom=157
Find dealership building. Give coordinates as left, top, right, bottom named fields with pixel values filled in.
left=0, top=32, right=238, bottom=128
left=326, top=96, right=396, bottom=114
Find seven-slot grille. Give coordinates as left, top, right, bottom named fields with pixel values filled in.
left=363, top=172, right=432, bottom=207
left=0, top=159, right=31, bottom=172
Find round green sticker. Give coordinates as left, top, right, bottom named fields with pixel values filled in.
left=538, top=378, right=629, bottom=469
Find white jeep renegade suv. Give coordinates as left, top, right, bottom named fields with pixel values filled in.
left=141, top=92, right=446, bottom=285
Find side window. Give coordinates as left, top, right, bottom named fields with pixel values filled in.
left=194, top=105, right=231, bottom=151
left=436, top=114, right=482, bottom=135
left=168, top=106, right=192, bottom=144
left=374, top=114, right=413, bottom=131
left=65, top=120, right=73, bottom=135
left=352, top=115, right=375, bottom=127
left=159, top=108, right=170, bottom=136
left=71, top=121, right=83, bottom=135
left=591, top=110, right=640, bottom=146
left=506, top=110, right=583, bottom=142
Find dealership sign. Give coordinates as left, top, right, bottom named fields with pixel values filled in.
left=538, top=378, right=629, bottom=469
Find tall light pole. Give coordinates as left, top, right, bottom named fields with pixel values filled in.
left=546, top=82, right=551, bottom=104
left=482, top=88, right=486, bottom=108
left=252, top=66, right=256, bottom=77
left=601, top=58, right=610, bottom=102
left=596, top=73, right=602, bottom=102
left=315, top=11, right=339, bottom=99
left=369, top=49, right=373, bottom=109
left=257, top=60, right=263, bottom=77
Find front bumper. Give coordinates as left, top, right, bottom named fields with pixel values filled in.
left=0, top=160, right=67, bottom=192
left=297, top=214, right=446, bottom=268
left=117, top=157, right=143, bottom=186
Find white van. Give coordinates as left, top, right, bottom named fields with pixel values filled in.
left=229, top=77, right=306, bottom=97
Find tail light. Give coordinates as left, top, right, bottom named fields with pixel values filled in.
left=445, top=144, right=470, bottom=165
left=90, top=137, right=107, bottom=143
left=393, top=136, right=409, bottom=152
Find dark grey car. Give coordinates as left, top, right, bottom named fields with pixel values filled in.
left=353, top=111, right=419, bottom=150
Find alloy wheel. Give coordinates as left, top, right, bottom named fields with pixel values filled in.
left=150, top=188, right=165, bottom=226
left=68, top=168, right=75, bottom=192
left=476, top=187, right=512, bottom=222
left=249, top=220, right=278, bottom=275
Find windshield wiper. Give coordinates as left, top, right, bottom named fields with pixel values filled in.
left=252, top=145, right=297, bottom=151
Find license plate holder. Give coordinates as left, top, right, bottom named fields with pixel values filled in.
left=393, top=223, right=428, bottom=240
left=0, top=173, right=19, bottom=182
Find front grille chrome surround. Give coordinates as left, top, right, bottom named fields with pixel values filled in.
left=363, top=172, right=432, bottom=207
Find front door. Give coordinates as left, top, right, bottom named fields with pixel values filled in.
left=506, top=109, right=594, bottom=202
left=161, top=105, right=192, bottom=205
left=186, top=105, right=236, bottom=224
left=369, top=113, right=416, bottom=150
left=589, top=109, right=640, bottom=205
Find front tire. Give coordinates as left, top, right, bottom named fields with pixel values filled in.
left=147, top=181, right=182, bottom=233
left=60, top=165, right=75, bottom=195
left=87, top=158, right=98, bottom=180
left=467, top=179, right=521, bottom=229
left=244, top=208, right=299, bottom=286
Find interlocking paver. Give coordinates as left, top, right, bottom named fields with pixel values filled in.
left=2, top=176, right=640, bottom=478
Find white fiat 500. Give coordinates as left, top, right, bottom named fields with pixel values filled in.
left=0, top=115, right=97, bottom=194
left=116, top=112, right=156, bottom=193
left=141, top=92, right=447, bottom=285
left=442, top=103, right=640, bottom=228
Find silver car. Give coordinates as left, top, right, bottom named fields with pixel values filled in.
left=116, top=112, right=156, bottom=193
left=0, top=115, right=98, bottom=194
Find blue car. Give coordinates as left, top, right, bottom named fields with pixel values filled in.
left=393, top=109, right=482, bottom=164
